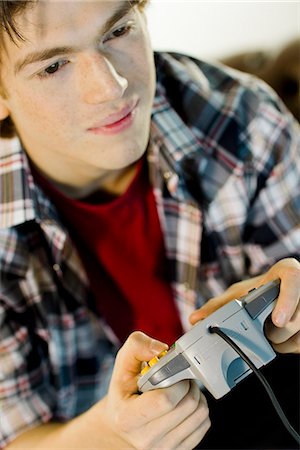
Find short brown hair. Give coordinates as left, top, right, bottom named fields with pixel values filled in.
left=0, top=1, right=31, bottom=138
left=0, top=0, right=148, bottom=139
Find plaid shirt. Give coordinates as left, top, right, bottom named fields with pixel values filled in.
left=0, top=52, right=299, bottom=448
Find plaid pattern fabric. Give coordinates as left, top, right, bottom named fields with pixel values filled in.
left=0, top=51, right=299, bottom=447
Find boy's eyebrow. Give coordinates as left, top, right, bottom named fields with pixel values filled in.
left=14, top=0, right=135, bottom=75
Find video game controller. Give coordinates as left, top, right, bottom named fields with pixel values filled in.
left=138, top=279, right=280, bottom=399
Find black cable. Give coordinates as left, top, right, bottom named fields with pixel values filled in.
left=209, top=325, right=300, bottom=445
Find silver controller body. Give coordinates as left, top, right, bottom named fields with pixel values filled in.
left=138, top=280, right=280, bottom=399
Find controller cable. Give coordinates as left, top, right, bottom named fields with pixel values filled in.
left=209, top=326, right=300, bottom=445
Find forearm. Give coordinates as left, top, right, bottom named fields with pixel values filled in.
left=6, top=398, right=132, bottom=450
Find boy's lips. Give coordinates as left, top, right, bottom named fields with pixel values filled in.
left=87, top=100, right=138, bottom=135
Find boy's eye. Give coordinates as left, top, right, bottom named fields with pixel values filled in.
left=38, top=60, right=68, bottom=79
left=45, top=62, right=61, bottom=75
left=104, top=22, right=135, bottom=43
left=112, top=25, right=130, bottom=38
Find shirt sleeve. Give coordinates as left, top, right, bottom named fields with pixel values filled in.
left=241, top=86, right=300, bottom=275
left=0, top=302, right=54, bottom=449
left=0, top=269, right=116, bottom=449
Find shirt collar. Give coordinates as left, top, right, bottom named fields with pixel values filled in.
left=0, top=137, right=62, bottom=229
left=0, top=137, right=36, bottom=228
left=148, top=65, right=203, bottom=202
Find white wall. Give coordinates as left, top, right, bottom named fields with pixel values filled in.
left=146, top=1, right=300, bottom=61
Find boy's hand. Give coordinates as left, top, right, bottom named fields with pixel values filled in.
left=98, top=331, right=211, bottom=449
left=189, top=258, right=300, bottom=354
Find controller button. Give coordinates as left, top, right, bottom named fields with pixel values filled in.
left=158, top=350, right=168, bottom=358
left=141, top=365, right=150, bottom=376
left=149, top=356, right=160, bottom=367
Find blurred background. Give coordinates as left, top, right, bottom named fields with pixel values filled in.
left=146, top=1, right=300, bottom=121
left=146, top=1, right=299, bottom=60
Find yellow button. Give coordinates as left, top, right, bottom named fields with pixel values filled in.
left=158, top=350, right=168, bottom=359
left=141, top=365, right=150, bottom=376
left=148, top=356, right=159, bottom=367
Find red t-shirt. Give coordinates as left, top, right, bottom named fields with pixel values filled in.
left=32, top=159, right=183, bottom=345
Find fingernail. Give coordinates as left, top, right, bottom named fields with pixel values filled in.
left=273, top=311, right=287, bottom=327
left=191, top=312, right=205, bottom=321
left=150, top=339, right=168, bottom=355
left=191, top=310, right=202, bottom=318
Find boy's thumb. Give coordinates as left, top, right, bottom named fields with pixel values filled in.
left=110, top=331, right=168, bottom=396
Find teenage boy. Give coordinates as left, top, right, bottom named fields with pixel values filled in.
left=0, top=1, right=299, bottom=449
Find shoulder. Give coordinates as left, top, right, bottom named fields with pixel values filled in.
left=154, top=51, right=299, bottom=163
left=154, top=50, right=286, bottom=112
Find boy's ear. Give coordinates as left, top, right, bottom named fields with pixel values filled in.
left=0, top=97, right=9, bottom=121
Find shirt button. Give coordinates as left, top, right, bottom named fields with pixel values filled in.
left=183, top=282, right=190, bottom=292
left=53, top=264, right=61, bottom=273
left=163, top=170, right=173, bottom=181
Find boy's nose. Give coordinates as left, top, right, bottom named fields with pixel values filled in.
left=77, top=53, right=128, bottom=104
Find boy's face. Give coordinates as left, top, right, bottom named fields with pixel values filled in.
left=0, top=1, right=156, bottom=193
